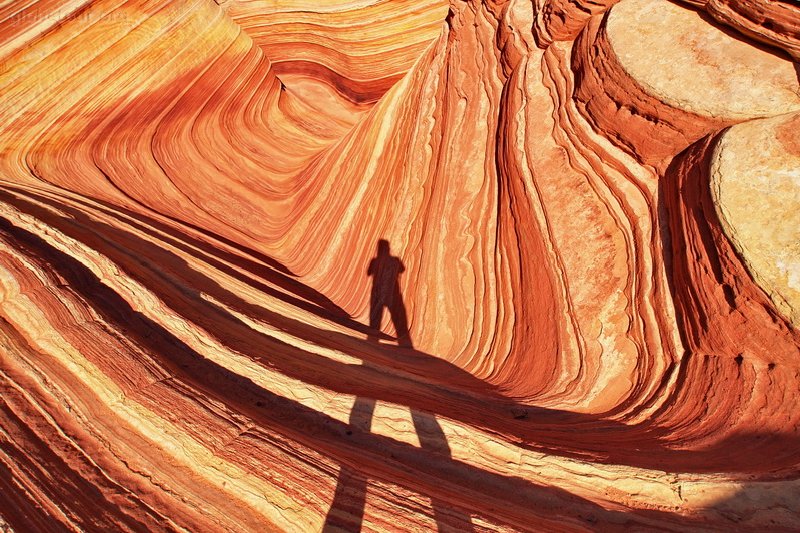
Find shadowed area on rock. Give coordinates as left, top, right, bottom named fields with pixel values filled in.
left=2, top=187, right=798, bottom=530
left=2, top=0, right=800, bottom=530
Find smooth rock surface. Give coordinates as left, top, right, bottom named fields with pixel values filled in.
left=711, top=112, right=800, bottom=327
left=608, top=0, right=800, bottom=120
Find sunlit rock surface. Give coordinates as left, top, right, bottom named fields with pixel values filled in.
left=1, top=0, right=799, bottom=531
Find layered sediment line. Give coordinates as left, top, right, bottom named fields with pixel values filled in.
left=679, top=0, right=800, bottom=60
left=1, top=0, right=800, bottom=531
left=223, top=0, right=449, bottom=104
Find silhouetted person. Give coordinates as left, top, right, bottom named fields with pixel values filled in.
left=322, top=240, right=473, bottom=531
left=367, top=240, right=413, bottom=348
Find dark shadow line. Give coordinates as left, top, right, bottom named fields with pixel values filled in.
left=1, top=183, right=389, bottom=338
left=0, top=215, right=736, bottom=531
left=0, top=422, right=157, bottom=533
left=2, top=187, right=799, bottom=476
left=322, top=397, right=374, bottom=532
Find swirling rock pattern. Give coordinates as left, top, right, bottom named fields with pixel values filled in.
left=1, top=0, right=799, bottom=531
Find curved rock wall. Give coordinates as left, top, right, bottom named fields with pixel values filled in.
left=1, top=0, right=799, bottom=531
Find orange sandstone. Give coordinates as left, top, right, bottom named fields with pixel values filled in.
left=0, top=0, right=799, bottom=531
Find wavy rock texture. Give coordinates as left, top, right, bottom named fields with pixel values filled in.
left=1, top=0, right=799, bottom=531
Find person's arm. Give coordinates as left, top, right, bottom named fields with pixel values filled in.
left=367, top=259, right=376, bottom=276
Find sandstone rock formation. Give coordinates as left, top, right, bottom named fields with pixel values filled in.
left=1, top=0, right=799, bottom=531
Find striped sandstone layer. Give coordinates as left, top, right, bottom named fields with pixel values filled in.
left=1, top=0, right=799, bottom=531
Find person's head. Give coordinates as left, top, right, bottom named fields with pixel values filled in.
left=377, top=239, right=390, bottom=255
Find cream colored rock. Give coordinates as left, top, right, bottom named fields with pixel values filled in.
left=711, top=112, right=800, bottom=327
left=607, top=0, right=800, bottom=120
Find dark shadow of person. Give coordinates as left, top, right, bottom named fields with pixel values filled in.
left=322, top=397, right=375, bottom=532
left=409, top=409, right=475, bottom=531
left=323, top=401, right=475, bottom=532
left=322, top=240, right=473, bottom=532
left=367, top=239, right=413, bottom=348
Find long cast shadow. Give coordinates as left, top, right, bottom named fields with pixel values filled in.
left=2, top=185, right=799, bottom=476
left=1, top=213, right=791, bottom=531
left=0, top=214, right=598, bottom=531
left=322, top=397, right=374, bottom=531
left=0, top=180, right=361, bottom=328
left=324, top=241, right=473, bottom=530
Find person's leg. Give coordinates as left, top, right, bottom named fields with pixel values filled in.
left=389, top=291, right=413, bottom=348
left=368, top=296, right=383, bottom=343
